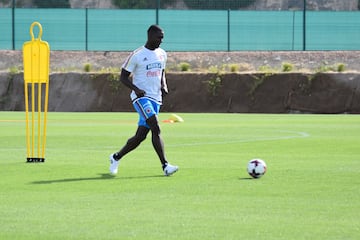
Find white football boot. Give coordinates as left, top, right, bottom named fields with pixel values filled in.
left=163, top=163, right=179, bottom=176
left=109, top=154, right=120, bottom=175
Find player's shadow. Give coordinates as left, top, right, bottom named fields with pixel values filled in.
left=31, top=173, right=163, bottom=184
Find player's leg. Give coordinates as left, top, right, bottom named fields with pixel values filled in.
left=113, top=98, right=152, bottom=161
left=109, top=126, right=149, bottom=175
left=145, top=103, right=178, bottom=176
left=113, top=126, right=149, bottom=160
left=110, top=97, right=178, bottom=176
left=109, top=98, right=151, bottom=174
left=146, top=114, right=167, bottom=166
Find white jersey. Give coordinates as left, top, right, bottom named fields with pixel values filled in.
left=122, top=46, right=167, bottom=103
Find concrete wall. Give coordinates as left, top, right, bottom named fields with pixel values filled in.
left=1, top=72, right=359, bottom=113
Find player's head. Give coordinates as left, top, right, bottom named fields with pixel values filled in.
left=145, top=25, right=164, bottom=50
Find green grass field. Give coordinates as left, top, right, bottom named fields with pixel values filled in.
left=0, top=112, right=359, bottom=240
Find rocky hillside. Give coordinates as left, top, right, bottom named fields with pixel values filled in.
left=69, top=0, right=359, bottom=10
left=256, top=0, right=358, bottom=10
left=0, top=0, right=358, bottom=10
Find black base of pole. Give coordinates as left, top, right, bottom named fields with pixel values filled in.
left=26, top=158, right=45, bottom=163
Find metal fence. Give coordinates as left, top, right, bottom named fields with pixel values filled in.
left=1, top=0, right=359, bottom=51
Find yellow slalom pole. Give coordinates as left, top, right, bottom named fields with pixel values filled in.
left=42, top=81, right=49, bottom=159
left=37, top=78, right=42, bottom=158
left=31, top=81, right=35, bottom=159
left=24, top=79, right=30, bottom=159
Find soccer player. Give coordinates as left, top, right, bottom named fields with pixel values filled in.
left=109, top=25, right=178, bottom=176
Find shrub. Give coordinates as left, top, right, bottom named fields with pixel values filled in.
left=258, top=65, right=276, bottom=73
left=337, top=63, right=346, bottom=72
left=207, top=74, right=222, bottom=96
left=178, top=62, right=191, bottom=71
left=83, top=63, right=92, bottom=72
left=282, top=62, right=294, bottom=72
left=229, top=64, right=239, bottom=73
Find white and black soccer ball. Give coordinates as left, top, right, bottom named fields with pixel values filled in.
left=247, top=159, right=267, bottom=178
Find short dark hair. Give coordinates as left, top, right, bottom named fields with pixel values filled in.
left=147, top=25, right=163, bottom=35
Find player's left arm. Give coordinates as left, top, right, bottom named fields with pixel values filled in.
left=161, top=69, right=168, bottom=96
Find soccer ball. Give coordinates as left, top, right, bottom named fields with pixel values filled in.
left=247, top=159, right=267, bottom=178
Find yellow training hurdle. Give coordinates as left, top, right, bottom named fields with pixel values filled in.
left=23, top=22, right=50, bottom=163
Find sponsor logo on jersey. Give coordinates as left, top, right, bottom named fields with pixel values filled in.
left=146, top=62, right=162, bottom=70
left=146, top=69, right=161, bottom=77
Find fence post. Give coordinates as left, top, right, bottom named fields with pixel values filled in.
left=292, top=11, right=295, bottom=50
left=303, top=0, right=306, bottom=51
left=85, top=8, right=88, bottom=51
left=227, top=9, right=230, bottom=52
left=156, top=0, right=160, bottom=25
left=12, top=0, right=15, bottom=50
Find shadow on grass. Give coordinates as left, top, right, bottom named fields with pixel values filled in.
left=31, top=173, right=163, bottom=184
left=238, top=177, right=256, bottom=180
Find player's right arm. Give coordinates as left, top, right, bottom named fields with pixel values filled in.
left=120, top=68, right=145, bottom=98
